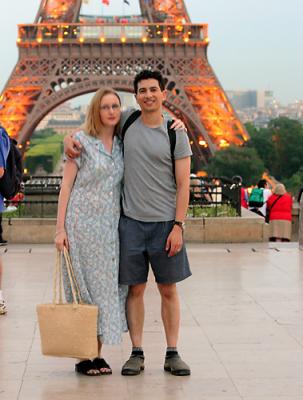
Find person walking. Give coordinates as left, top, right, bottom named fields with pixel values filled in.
left=55, top=88, right=128, bottom=376
left=232, top=175, right=248, bottom=209
left=267, top=183, right=292, bottom=242
left=0, top=126, right=10, bottom=314
left=64, top=70, right=192, bottom=376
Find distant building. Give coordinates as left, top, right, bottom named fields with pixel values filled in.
left=36, top=102, right=85, bottom=134
left=46, top=119, right=84, bottom=135
left=226, top=90, right=275, bottom=110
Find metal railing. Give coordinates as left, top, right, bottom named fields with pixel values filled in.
left=189, top=177, right=241, bottom=217
left=4, top=176, right=241, bottom=219
left=18, top=22, right=208, bottom=45
left=24, top=175, right=62, bottom=195
left=4, top=200, right=58, bottom=219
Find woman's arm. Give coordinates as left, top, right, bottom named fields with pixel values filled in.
left=0, top=168, right=4, bottom=178
left=55, top=160, right=78, bottom=250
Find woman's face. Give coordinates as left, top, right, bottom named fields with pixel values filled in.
left=99, top=93, right=121, bottom=127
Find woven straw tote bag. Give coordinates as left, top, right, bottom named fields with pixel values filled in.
left=37, top=247, right=98, bottom=359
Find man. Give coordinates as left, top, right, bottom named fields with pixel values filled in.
left=232, top=175, right=248, bottom=209
left=249, top=179, right=272, bottom=218
left=0, top=126, right=10, bottom=314
left=64, top=70, right=192, bottom=376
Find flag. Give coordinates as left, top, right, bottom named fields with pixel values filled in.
left=102, top=0, right=110, bottom=5
left=124, top=0, right=130, bottom=4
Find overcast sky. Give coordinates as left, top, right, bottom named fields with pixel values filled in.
left=0, top=0, right=302, bottom=105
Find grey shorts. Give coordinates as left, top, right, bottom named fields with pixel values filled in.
left=119, top=215, right=191, bottom=285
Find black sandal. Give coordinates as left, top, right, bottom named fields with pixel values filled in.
left=75, top=360, right=101, bottom=376
left=93, top=357, right=112, bottom=375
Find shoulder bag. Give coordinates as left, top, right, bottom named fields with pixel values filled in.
left=36, top=247, right=98, bottom=359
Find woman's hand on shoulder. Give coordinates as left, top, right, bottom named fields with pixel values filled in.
left=171, top=118, right=187, bottom=131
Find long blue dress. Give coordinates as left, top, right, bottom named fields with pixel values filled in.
left=63, top=131, right=128, bottom=345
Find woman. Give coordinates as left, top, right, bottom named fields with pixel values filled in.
left=55, top=88, right=128, bottom=376
left=267, top=183, right=292, bottom=242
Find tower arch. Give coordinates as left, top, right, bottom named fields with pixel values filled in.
left=0, top=0, right=248, bottom=168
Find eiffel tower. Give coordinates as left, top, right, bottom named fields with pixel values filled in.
left=0, top=0, right=249, bottom=168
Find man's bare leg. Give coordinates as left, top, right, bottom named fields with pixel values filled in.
left=127, top=283, right=146, bottom=347
left=0, top=257, right=7, bottom=315
left=121, top=283, right=146, bottom=375
left=158, top=282, right=190, bottom=376
left=157, top=283, right=180, bottom=347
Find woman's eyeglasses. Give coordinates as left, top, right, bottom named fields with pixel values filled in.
left=100, top=104, right=120, bottom=111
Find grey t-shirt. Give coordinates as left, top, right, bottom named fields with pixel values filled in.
left=120, top=108, right=192, bottom=222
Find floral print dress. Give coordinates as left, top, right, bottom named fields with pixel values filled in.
left=63, top=131, right=128, bottom=345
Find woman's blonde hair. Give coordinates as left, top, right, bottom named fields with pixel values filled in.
left=273, top=183, right=286, bottom=196
left=84, top=87, right=121, bottom=137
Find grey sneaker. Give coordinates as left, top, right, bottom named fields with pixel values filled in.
left=121, top=354, right=145, bottom=376
left=0, top=300, right=7, bottom=315
left=164, top=354, right=191, bottom=376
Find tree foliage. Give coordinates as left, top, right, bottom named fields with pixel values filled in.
left=247, top=117, right=303, bottom=180
left=207, top=145, right=264, bottom=186
left=245, top=117, right=303, bottom=196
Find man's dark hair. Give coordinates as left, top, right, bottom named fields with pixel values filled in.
left=232, top=175, right=243, bottom=185
left=133, top=70, right=166, bottom=93
left=257, top=179, right=268, bottom=188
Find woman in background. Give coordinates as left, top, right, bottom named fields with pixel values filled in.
left=267, top=183, right=292, bottom=242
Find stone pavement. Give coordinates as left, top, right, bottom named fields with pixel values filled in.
left=0, top=242, right=303, bottom=400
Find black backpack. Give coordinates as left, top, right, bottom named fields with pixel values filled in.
left=0, top=134, right=23, bottom=200
left=121, top=110, right=176, bottom=180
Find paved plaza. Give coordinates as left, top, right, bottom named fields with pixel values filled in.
left=0, top=242, right=303, bottom=400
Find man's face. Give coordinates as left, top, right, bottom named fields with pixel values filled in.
left=135, top=78, right=166, bottom=113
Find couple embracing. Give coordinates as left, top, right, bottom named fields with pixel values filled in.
left=55, top=70, right=192, bottom=377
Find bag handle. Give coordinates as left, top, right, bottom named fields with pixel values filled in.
left=53, top=251, right=63, bottom=304
left=63, top=247, right=83, bottom=304
left=53, top=248, right=82, bottom=305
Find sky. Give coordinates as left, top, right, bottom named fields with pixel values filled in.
left=0, top=0, right=302, bottom=105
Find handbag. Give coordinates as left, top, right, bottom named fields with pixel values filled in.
left=265, top=195, right=282, bottom=223
left=36, top=247, right=98, bottom=359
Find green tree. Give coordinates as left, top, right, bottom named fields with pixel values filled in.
left=246, top=117, right=303, bottom=181
left=246, top=123, right=276, bottom=172
left=267, top=117, right=303, bottom=180
left=32, top=128, right=57, bottom=139
left=283, top=166, right=303, bottom=199
left=207, top=145, right=264, bottom=186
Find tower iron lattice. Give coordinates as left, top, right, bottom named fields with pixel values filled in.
left=0, top=0, right=249, bottom=168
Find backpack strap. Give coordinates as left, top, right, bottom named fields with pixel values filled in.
left=167, top=120, right=176, bottom=182
left=121, top=111, right=177, bottom=182
left=121, top=110, right=142, bottom=141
